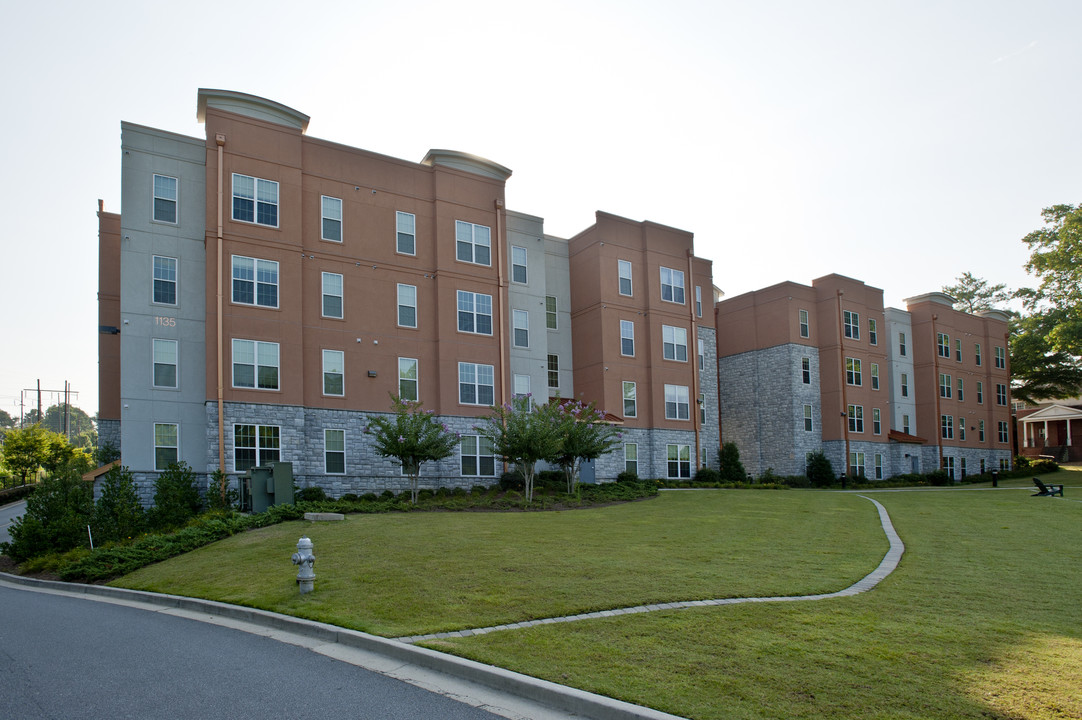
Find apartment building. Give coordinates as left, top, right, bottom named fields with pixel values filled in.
left=717, top=277, right=1012, bottom=479
left=568, top=213, right=719, bottom=481
left=98, top=89, right=708, bottom=498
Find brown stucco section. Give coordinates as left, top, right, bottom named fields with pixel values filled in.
left=97, top=205, right=121, bottom=422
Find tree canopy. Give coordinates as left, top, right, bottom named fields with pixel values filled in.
left=364, top=395, right=460, bottom=503
left=942, top=272, right=1011, bottom=314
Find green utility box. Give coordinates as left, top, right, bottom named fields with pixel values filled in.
left=244, top=462, right=294, bottom=513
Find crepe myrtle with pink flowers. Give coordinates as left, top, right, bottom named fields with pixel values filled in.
left=364, top=395, right=460, bottom=503
left=547, top=399, right=622, bottom=493
left=477, top=394, right=563, bottom=503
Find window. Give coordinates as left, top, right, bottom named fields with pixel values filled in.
left=960, top=457, right=967, bottom=478
left=999, top=420, right=1011, bottom=442
left=801, top=357, right=811, bottom=384
left=899, top=332, right=907, bottom=356
left=232, top=256, right=278, bottom=308
left=623, top=381, right=637, bottom=417
left=323, top=349, right=344, bottom=396
left=624, top=444, right=638, bottom=475
left=873, top=408, right=882, bottom=435
left=939, top=373, right=952, bottom=399
left=545, top=296, right=558, bottom=330
left=325, top=429, right=345, bottom=474
left=848, top=405, right=864, bottom=433
left=959, top=418, right=966, bottom=441
left=995, top=346, right=1006, bottom=369
left=665, top=385, right=690, bottom=420
left=152, top=255, right=177, bottom=305
left=698, top=338, right=705, bottom=371
left=663, top=325, right=688, bottom=362
left=843, top=311, right=860, bottom=339
left=511, top=246, right=527, bottom=284
left=321, top=196, right=342, bottom=242
left=396, top=211, right=416, bottom=255
left=941, top=415, right=954, bottom=439
left=803, top=404, right=813, bottom=432
left=695, top=286, right=703, bottom=317
left=1000, top=458, right=1010, bottom=471
left=979, top=419, right=986, bottom=442
left=547, top=354, right=559, bottom=389
left=620, top=320, right=635, bottom=356
left=699, top=393, right=706, bottom=424
left=869, top=319, right=878, bottom=345
left=660, top=267, right=685, bottom=304
left=956, top=378, right=964, bottom=402
left=458, top=362, right=495, bottom=406
left=232, top=173, right=278, bottom=227
left=455, top=220, right=491, bottom=265
left=152, top=339, right=178, bottom=388
left=457, top=290, right=493, bottom=335
left=976, top=381, right=984, bottom=404
left=955, top=339, right=962, bottom=362
left=799, top=309, right=810, bottom=338
left=399, top=358, right=418, bottom=401
left=871, top=363, right=880, bottom=390
left=902, top=414, right=911, bottom=434
left=397, top=284, right=417, bottom=328
left=846, top=357, right=862, bottom=386
left=154, top=423, right=178, bottom=471
left=234, top=424, right=280, bottom=472
left=996, top=383, right=1007, bottom=406
left=513, top=374, right=531, bottom=403
left=849, top=451, right=865, bottom=478
left=512, top=309, right=529, bottom=348
left=232, top=339, right=279, bottom=390
left=980, top=458, right=986, bottom=474
left=874, top=453, right=883, bottom=480
left=618, top=260, right=633, bottom=296
left=460, top=435, right=496, bottom=476
left=153, top=174, right=178, bottom=224
left=901, top=372, right=909, bottom=398
left=322, top=272, right=343, bottom=319
left=942, top=456, right=955, bottom=479
left=975, top=343, right=982, bottom=366
left=667, top=444, right=691, bottom=479
left=937, top=333, right=950, bottom=358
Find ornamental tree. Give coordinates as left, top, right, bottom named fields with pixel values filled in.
left=547, top=399, right=621, bottom=493
left=478, top=396, right=562, bottom=503
left=365, top=395, right=460, bottom=503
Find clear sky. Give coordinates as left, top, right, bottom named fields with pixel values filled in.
left=2, top=0, right=1079, bottom=421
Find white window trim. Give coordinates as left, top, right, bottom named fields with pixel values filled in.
left=396, top=211, right=416, bottom=256
left=322, top=349, right=345, bottom=397
left=152, top=255, right=178, bottom=306
left=624, top=443, right=638, bottom=474
left=231, top=255, right=279, bottom=309
left=152, top=174, right=178, bottom=225
left=397, top=283, right=418, bottom=329
left=324, top=428, right=346, bottom=475
left=322, top=272, right=343, bottom=319
left=695, top=285, right=703, bottom=317
left=458, top=362, right=495, bottom=406
left=547, top=354, right=560, bottom=390
left=664, top=384, right=690, bottom=421
left=457, top=290, right=493, bottom=336
left=660, top=266, right=685, bottom=305
left=620, top=319, right=635, bottom=357
left=152, top=338, right=178, bottom=389
left=232, top=339, right=280, bottom=391
left=623, top=381, right=637, bottom=418
left=455, top=220, right=492, bottom=266
left=618, top=259, right=633, bottom=296
left=511, top=245, right=528, bottom=284
left=662, top=324, right=688, bottom=362
left=460, top=435, right=496, bottom=477
left=233, top=424, right=281, bottom=472
left=399, top=357, right=419, bottom=402
left=666, top=443, right=692, bottom=479
left=545, top=296, right=558, bottom=331
left=231, top=173, right=279, bottom=228
left=799, top=309, right=810, bottom=338
left=512, top=309, right=529, bottom=348
left=321, top=195, right=343, bottom=242
left=153, top=422, right=179, bottom=471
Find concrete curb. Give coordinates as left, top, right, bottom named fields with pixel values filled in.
left=0, top=571, right=685, bottom=720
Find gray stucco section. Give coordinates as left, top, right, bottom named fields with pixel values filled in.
left=118, top=123, right=207, bottom=478
left=720, top=344, right=823, bottom=477
left=604, top=428, right=698, bottom=480
left=97, top=419, right=121, bottom=454
left=697, top=327, right=720, bottom=467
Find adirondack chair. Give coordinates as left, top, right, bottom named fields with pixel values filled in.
left=1032, top=478, right=1064, bottom=497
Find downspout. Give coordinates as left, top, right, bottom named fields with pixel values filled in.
left=495, top=198, right=509, bottom=409
left=836, top=290, right=850, bottom=476
left=931, top=314, right=942, bottom=472
left=687, top=250, right=701, bottom=468
left=215, top=133, right=226, bottom=471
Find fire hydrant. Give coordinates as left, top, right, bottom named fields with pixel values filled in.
left=291, top=536, right=316, bottom=594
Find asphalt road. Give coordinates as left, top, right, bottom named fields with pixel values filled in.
left=0, top=500, right=26, bottom=545
left=0, top=583, right=503, bottom=720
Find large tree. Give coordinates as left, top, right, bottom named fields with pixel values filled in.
left=478, top=396, right=562, bottom=503
left=0, top=425, right=93, bottom=484
left=546, top=399, right=621, bottom=493
left=364, top=395, right=460, bottom=503
left=942, top=272, right=1011, bottom=314
left=0, top=409, right=15, bottom=429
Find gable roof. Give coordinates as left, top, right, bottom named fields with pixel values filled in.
left=1018, top=403, right=1082, bottom=423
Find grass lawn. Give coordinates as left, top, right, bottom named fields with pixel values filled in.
left=113, top=469, right=1082, bottom=719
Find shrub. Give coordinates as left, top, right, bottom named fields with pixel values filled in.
left=499, top=470, right=525, bottom=491
left=0, top=483, right=37, bottom=505
left=1032, top=459, right=1059, bottom=473
left=451, top=487, right=467, bottom=497
left=694, top=467, right=721, bottom=484
left=94, top=465, right=146, bottom=543
left=471, top=485, right=490, bottom=495
left=928, top=469, right=951, bottom=486
left=296, top=486, right=328, bottom=502
left=380, top=490, right=395, bottom=500
left=781, top=474, right=812, bottom=488
left=360, top=493, right=378, bottom=502
left=148, top=462, right=202, bottom=530
left=340, top=493, right=359, bottom=502
left=206, top=469, right=237, bottom=511
left=535, top=470, right=565, bottom=491
left=2, top=469, right=94, bottom=562
left=616, top=470, right=639, bottom=483
left=718, top=443, right=746, bottom=482
left=805, top=450, right=835, bottom=488
left=95, top=441, right=121, bottom=465
left=1013, top=455, right=1031, bottom=469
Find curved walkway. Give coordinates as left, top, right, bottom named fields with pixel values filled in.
left=396, top=494, right=904, bottom=644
